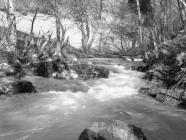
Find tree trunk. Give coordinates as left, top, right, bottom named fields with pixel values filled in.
left=99, top=33, right=103, bottom=52
left=80, top=21, right=94, bottom=55
left=177, top=0, right=186, bottom=31
left=136, top=0, right=143, bottom=46
left=131, top=36, right=136, bottom=48
left=5, top=0, right=16, bottom=53
left=54, top=1, right=62, bottom=58
left=120, top=35, right=125, bottom=52
left=99, top=0, right=103, bottom=20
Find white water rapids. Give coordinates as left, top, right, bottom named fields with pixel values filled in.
left=0, top=65, right=186, bottom=140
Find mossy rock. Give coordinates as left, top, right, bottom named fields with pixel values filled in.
left=79, top=120, right=147, bottom=140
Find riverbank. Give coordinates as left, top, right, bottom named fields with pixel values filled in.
left=137, top=48, right=186, bottom=108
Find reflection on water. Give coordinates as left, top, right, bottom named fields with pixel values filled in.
left=0, top=65, right=186, bottom=140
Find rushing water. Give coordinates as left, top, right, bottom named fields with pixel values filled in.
left=0, top=65, right=186, bottom=140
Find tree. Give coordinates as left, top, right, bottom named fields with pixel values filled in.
left=54, top=0, right=63, bottom=58
left=136, top=0, right=143, bottom=46
left=35, top=0, right=70, bottom=59
left=71, top=0, right=99, bottom=55
left=53, top=0, right=70, bottom=59
left=177, top=0, right=186, bottom=31
left=3, top=0, right=17, bottom=53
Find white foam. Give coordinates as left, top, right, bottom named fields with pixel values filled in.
left=38, top=65, right=144, bottom=113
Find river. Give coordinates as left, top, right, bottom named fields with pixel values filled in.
left=0, top=65, right=186, bottom=140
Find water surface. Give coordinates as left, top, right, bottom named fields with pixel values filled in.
left=0, top=65, right=186, bottom=140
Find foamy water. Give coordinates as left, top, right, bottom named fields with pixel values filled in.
left=0, top=65, right=186, bottom=140
left=38, top=65, right=145, bottom=112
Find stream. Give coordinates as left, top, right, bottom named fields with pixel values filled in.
left=0, top=65, right=186, bottom=140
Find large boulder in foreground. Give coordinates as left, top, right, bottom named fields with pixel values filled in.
left=79, top=120, right=147, bottom=140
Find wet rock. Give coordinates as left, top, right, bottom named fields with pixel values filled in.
left=0, top=87, right=5, bottom=95
left=93, top=66, right=109, bottom=78
left=0, top=71, right=6, bottom=77
left=164, top=97, right=180, bottom=106
left=0, top=63, right=14, bottom=74
left=1, top=62, right=26, bottom=79
left=79, top=120, right=147, bottom=140
left=3, top=80, right=36, bottom=94
left=137, top=65, right=148, bottom=72
left=52, top=72, right=58, bottom=78
left=69, top=70, right=78, bottom=79
left=130, top=65, right=136, bottom=70
left=14, top=80, right=36, bottom=93
left=53, top=70, right=79, bottom=80
left=2, top=82, right=14, bottom=94
left=182, top=93, right=186, bottom=100
left=178, top=99, right=186, bottom=108
left=12, top=62, right=26, bottom=79
left=155, top=94, right=166, bottom=102
left=35, top=59, right=70, bottom=78
left=0, top=63, right=10, bottom=70
left=72, top=63, right=109, bottom=80
left=36, top=61, right=49, bottom=77
left=139, top=87, right=160, bottom=98
left=144, top=71, right=153, bottom=81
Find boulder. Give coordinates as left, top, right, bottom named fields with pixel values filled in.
left=0, top=62, right=26, bottom=79
left=137, top=65, right=148, bottom=72
left=0, top=87, right=5, bottom=95
left=35, top=59, right=69, bottom=78
left=0, top=63, right=14, bottom=74
left=139, top=87, right=157, bottom=98
left=0, top=63, right=10, bottom=70
left=3, top=80, right=36, bottom=94
left=139, top=86, right=167, bottom=99
left=54, top=70, right=79, bottom=80
left=130, top=66, right=136, bottom=70
left=93, top=66, right=109, bottom=78
left=71, top=63, right=109, bottom=80
left=14, top=80, right=36, bottom=93
left=36, top=61, right=49, bottom=77
left=178, top=100, right=186, bottom=108
left=69, top=70, right=78, bottom=79
left=155, top=94, right=167, bottom=102
left=144, top=71, right=153, bottom=81
left=79, top=120, right=147, bottom=140
left=56, top=70, right=69, bottom=80
left=0, top=71, right=6, bottom=77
